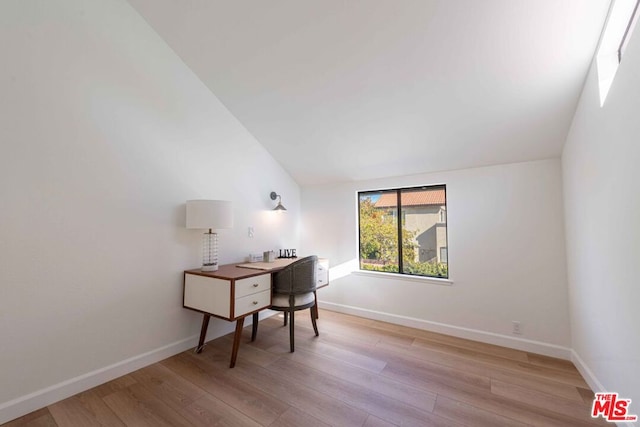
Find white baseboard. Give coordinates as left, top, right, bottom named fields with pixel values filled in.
left=0, top=311, right=276, bottom=425
left=571, top=349, right=606, bottom=393
left=0, top=335, right=196, bottom=425
left=320, top=301, right=572, bottom=360
left=568, top=351, right=637, bottom=427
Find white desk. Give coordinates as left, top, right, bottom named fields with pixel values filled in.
left=183, top=258, right=328, bottom=367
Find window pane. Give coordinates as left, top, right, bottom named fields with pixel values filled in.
left=440, top=247, right=448, bottom=263
left=358, top=191, right=399, bottom=273
left=400, top=186, right=448, bottom=278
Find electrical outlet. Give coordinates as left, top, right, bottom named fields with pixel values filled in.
left=248, top=226, right=254, bottom=238
left=512, top=321, right=522, bottom=335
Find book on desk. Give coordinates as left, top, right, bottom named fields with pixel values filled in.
left=236, top=258, right=298, bottom=271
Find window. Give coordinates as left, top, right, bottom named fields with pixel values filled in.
left=597, top=0, right=640, bottom=105
left=358, top=185, right=448, bottom=278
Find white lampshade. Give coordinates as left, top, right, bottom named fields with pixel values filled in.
left=186, top=200, right=233, bottom=230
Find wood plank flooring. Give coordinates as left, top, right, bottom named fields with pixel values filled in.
left=3, top=309, right=606, bottom=426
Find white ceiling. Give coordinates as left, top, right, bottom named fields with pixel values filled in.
left=128, top=0, right=610, bottom=186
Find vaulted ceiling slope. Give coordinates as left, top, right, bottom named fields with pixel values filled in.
left=128, top=0, right=610, bottom=186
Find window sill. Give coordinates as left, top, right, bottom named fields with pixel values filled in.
left=352, top=270, right=453, bottom=286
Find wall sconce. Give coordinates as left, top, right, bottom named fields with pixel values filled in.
left=186, top=200, right=233, bottom=271
left=270, top=192, right=287, bottom=211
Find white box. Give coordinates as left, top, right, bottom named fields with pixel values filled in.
left=248, top=253, right=263, bottom=263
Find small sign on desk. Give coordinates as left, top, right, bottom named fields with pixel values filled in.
left=278, top=249, right=297, bottom=258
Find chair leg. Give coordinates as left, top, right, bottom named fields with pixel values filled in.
left=310, top=306, right=319, bottom=337
left=289, top=309, right=295, bottom=352
left=283, top=311, right=288, bottom=326
left=313, top=291, right=319, bottom=319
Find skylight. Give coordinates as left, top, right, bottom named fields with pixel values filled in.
left=597, top=0, right=640, bottom=106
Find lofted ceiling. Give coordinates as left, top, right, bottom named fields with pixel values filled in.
left=127, top=0, right=610, bottom=186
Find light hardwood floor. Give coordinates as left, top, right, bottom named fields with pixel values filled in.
left=3, top=309, right=607, bottom=426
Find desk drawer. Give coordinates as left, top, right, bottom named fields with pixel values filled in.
left=235, top=289, right=271, bottom=317
left=235, top=274, right=271, bottom=298
left=184, top=274, right=230, bottom=318
left=317, top=259, right=329, bottom=287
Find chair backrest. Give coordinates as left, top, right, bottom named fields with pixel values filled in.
left=273, top=255, right=318, bottom=295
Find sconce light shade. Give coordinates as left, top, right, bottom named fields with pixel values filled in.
left=270, top=191, right=287, bottom=211
left=186, top=200, right=233, bottom=271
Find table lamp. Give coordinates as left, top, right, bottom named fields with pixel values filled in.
left=186, top=200, right=233, bottom=271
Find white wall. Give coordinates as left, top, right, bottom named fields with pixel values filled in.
left=562, top=19, right=640, bottom=403
left=0, top=0, right=299, bottom=421
left=302, top=159, right=571, bottom=356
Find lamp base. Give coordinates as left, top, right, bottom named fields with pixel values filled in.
left=201, top=230, right=219, bottom=272
left=202, top=263, right=218, bottom=272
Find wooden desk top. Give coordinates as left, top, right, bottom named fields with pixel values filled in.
left=185, top=258, right=297, bottom=280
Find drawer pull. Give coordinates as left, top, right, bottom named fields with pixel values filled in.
left=253, top=283, right=259, bottom=287
left=252, top=301, right=259, bottom=305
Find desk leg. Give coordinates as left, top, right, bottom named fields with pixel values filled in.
left=195, top=314, right=211, bottom=354
left=230, top=316, right=245, bottom=368
left=251, top=312, right=259, bottom=342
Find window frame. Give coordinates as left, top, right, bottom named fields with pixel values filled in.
left=597, top=0, right=640, bottom=105
left=618, top=0, right=640, bottom=62
left=357, top=184, right=449, bottom=280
